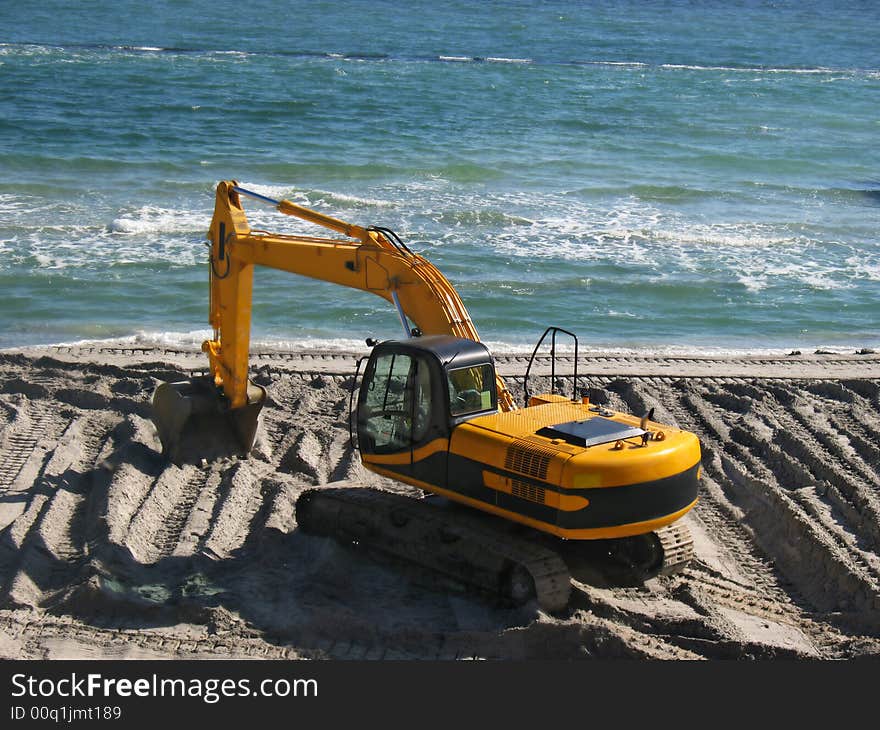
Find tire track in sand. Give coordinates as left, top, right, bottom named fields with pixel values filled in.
left=663, top=377, right=880, bottom=633
left=0, top=413, right=113, bottom=608
left=631, top=378, right=835, bottom=656
left=0, top=404, right=63, bottom=495
left=125, top=465, right=211, bottom=563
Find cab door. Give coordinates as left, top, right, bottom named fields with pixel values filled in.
left=356, top=349, right=448, bottom=490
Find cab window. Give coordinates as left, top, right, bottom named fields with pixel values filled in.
left=359, top=353, right=432, bottom=452
left=448, top=364, right=496, bottom=417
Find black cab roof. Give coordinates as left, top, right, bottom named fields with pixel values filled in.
left=374, top=335, right=492, bottom=371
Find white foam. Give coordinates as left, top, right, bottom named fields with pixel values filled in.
left=658, top=63, right=861, bottom=75
left=0, top=43, right=54, bottom=58
left=485, top=57, right=532, bottom=64
left=19, top=328, right=877, bottom=361
left=845, top=255, right=880, bottom=281
left=250, top=336, right=373, bottom=352
left=583, top=61, right=648, bottom=68
left=607, top=310, right=644, bottom=319
left=32, top=253, right=67, bottom=270
left=737, top=273, right=768, bottom=292
left=419, top=190, right=871, bottom=299
left=109, top=205, right=208, bottom=235
left=308, top=189, right=397, bottom=209
left=57, top=329, right=372, bottom=353
left=230, top=181, right=295, bottom=203
left=762, top=261, right=851, bottom=290
left=54, top=329, right=214, bottom=348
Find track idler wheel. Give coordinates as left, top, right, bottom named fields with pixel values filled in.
left=563, top=521, right=695, bottom=587
left=502, top=562, right=537, bottom=606
left=607, top=532, right=665, bottom=581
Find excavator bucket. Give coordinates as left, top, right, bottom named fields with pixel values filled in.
left=151, top=376, right=267, bottom=465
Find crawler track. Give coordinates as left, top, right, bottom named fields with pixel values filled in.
left=296, top=485, right=573, bottom=613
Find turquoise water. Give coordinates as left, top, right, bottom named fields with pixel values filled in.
left=2, top=1, right=879, bottom=353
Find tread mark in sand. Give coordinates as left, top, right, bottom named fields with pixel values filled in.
left=0, top=406, right=64, bottom=492
left=153, top=468, right=211, bottom=557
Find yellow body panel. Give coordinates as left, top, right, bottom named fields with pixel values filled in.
left=363, top=462, right=698, bottom=540
left=455, top=401, right=701, bottom=489
left=361, top=397, right=701, bottom=540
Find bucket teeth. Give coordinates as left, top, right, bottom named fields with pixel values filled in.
left=151, top=376, right=267, bottom=465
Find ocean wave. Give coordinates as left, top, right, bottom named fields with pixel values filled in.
left=451, top=192, right=872, bottom=297
left=20, top=329, right=874, bottom=361
left=483, top=339, right=871, bottom=358
left=658, top=63, right=846, bottom=74
left=845, top=257, right=880, bottom=282
left=5, top=183, right=873, bottom=300
left=119, top=46, right=165, bottom=53
left=49, top=329, right=374, bottom=353
left=483, top=57, right=532, bottom=64
left=736, top=273, right=769, bottom=293
left=3, top=42, right=875, bottom=77
left=305, top=189, right=397, bottom=210
left=51, top=329, right=214, bottom=349
left=12, top=239, right=205, bottom=271
left=761, top=262, right=854, bottom=291
left=430, top=209, right=533, bottom=228
left=205, top=182, right=399, bottom=228
left=607, top=310, right=644, bottom=320
left=625, top=184, right=718, bottom=203
left=576, top=61, right=649, bottom=68
left=108, top=205, right=208, bottom=235
left=565, top=183, right=724, bottom=202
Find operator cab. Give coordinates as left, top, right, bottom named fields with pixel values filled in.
left=356, top=335, right=497, bottom=458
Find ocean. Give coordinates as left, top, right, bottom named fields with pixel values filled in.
left=2, top=0, right=878, bottom=355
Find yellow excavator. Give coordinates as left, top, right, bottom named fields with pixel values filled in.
left=152, top=181, right=702, bottom=611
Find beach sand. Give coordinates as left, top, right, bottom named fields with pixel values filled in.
left=1, top=342, right=879, bottom=659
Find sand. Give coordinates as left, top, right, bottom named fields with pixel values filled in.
left=1, top=341, right=879, bottom=660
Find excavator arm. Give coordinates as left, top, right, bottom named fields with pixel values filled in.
left=204, top=180, right=515, bottom=411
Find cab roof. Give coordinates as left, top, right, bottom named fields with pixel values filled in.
left=376, top=335, right=492, bottom=371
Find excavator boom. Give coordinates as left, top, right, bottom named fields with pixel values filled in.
left=205, top=181, right=514, bottom=411
left=153, top=181, right=515, bottom=464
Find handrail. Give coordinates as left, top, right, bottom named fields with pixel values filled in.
left=523, top=326, right=579, bottom=406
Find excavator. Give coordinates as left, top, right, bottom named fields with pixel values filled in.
left=151, top=180, right=702, bottom=612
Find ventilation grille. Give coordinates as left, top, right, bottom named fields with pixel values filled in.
left=504, top=440, right=555, bottom=480
left=511, top=480, right=546, bottom=505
